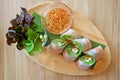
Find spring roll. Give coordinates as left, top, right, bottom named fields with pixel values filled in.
left=63, top=40, right=82, bottom=62
left=61, top=29, right=80, bottom=41
left=85, top=45, right=104, bottom=60
left=47, top=39, right=67, bottom=56
left=74, top=37, right=92, bottom=51
left=77, top=55, right=96, bottom=70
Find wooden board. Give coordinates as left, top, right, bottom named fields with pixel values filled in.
left=23, top=2, right=111, bottom=75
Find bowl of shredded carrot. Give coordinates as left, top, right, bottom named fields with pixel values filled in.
left=41, top=2, right=73, bottom=34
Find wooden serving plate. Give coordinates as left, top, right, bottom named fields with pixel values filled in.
left=23, top=2, right=111, bottom=75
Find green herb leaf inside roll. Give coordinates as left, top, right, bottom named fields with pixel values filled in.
left=77, top=55, right=96, bottom=70
left=47, top=39, right=67, bottom=55
left=63, top=41, right=83, bottom=62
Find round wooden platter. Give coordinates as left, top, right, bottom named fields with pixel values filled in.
left=23, top=2, right=111, bottom=75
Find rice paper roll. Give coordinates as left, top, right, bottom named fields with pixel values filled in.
left=61, top=29, right=80, bottom=41
left=47, top=39, right=67, bottom=56
left=85, top=45, right=104, bottom=60
left=63, top=40, right=83, bottom=62
left=77, top=55, right=96, bottom=70
left=74, top=37, right=92, bottom=51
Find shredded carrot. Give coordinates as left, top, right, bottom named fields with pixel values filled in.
left=46, top=8, right=70, bottom=33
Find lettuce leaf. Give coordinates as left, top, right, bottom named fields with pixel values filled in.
left=22, top=40, right=34, bottom=52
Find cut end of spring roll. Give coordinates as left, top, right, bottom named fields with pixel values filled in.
left=63, top=50, right=77, bottom=62
left=47, top=39, right=67, bottom=56
left=77, top=55, right=96, bottom=70
left=63, top=41, right=83, bottom=62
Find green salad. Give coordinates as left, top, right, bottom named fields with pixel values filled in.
left=6, top=8, right=48, bottom=55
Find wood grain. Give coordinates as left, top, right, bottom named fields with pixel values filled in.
left=0, top=0, right=120, bottom=80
